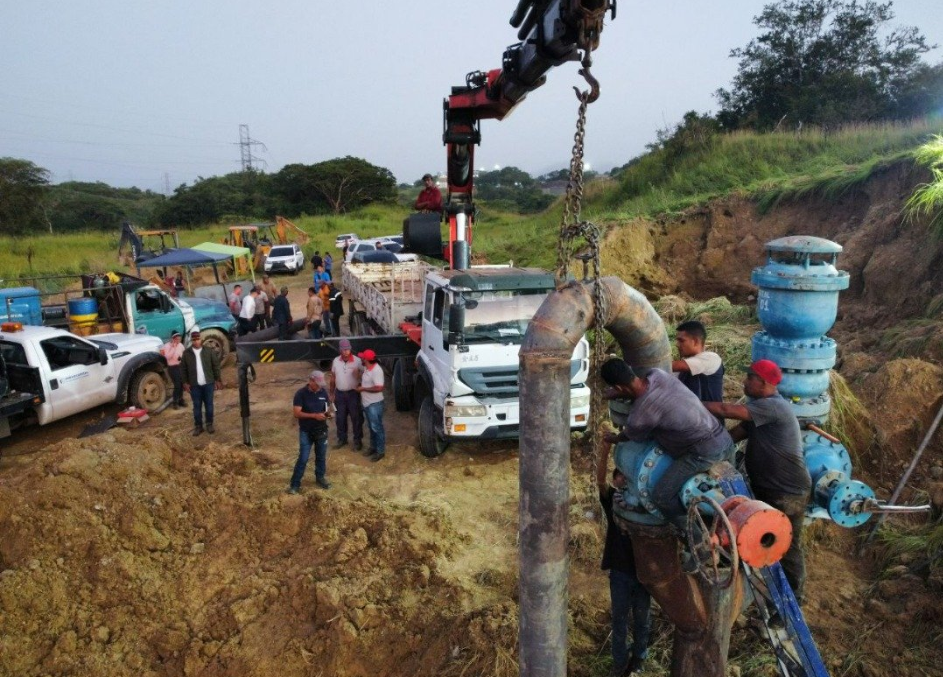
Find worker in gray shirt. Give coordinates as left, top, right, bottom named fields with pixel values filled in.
left=601, top=359, right=734, bottom=531
left=704, top=359, right=811, bottom=602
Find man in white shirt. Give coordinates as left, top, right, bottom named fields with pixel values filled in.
left=356, top=349, right=386, bottom=462
left=329, top=338, right=364, bottom=451
left=672, top=320, right=724, bottom=403
left=238, top=288, right=259, bottom=335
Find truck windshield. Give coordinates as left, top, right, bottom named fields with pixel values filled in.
left=269, top=246, right=294, bottom=257
left=461, top=291, right=548, bottom=344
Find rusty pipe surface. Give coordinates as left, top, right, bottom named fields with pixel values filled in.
left=627, top=523, right=743, bottom=677
left=518, top=278, right=671, bottom=677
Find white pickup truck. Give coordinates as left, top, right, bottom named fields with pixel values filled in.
left=0, top=322, right=169, bottom=441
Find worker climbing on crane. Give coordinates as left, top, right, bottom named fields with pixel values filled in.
left=414, top=173, right=443, bottom=212
left=703, top=359, right=812, bottom=603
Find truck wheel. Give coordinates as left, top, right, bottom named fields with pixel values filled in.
left=393, top=358, right=413, bottom=411
left=418, top=396, right=448, bottom=458
left=130, top=370, right=167, bottom=412
left=200, top=329, right=230, bottom=362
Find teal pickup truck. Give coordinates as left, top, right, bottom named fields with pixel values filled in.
left=0, top=273, right=237, bottom=360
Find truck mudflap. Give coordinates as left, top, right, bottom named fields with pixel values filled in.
left=115, top=352, right=167, bottom=406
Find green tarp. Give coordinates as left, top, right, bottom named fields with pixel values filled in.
left=193, top=242, right=255, bottom=283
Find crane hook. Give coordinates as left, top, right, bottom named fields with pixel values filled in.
left=573, top=51, right=600, bottom=103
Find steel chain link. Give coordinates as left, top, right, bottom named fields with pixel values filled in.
left=554, top=50, right=612, bottom=494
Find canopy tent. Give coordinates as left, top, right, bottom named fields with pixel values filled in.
left=135, top=247, right=233, bottom=286
left=192, top=242, right=255, bottom=283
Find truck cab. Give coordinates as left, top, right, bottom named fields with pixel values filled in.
left=126, top=285, right=235, bottom=359
left=0, top=323, right=168, bottom=439
left=414, top=266, right=590, bottom=456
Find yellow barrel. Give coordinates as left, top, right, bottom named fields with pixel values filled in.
left=69, top=312, right=98, bottom=336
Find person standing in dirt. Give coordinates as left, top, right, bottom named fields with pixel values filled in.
left=160, top=330, right=186, bottom=408
left=318, top=281, right=334, bottom=337
left=703, top=359, right=811, bottom=603
left=357, top=349, right=386, bottom=462
left=414, top=173, right=443, bottom=212
left=313, top=265, right=331, bottom=287
left=329, top=338, right=363, bottom=452
left=181, top=330, right=222, bottom=436
left=228, top=284, right=243, bottom=320
left=597, top=444, right=651, bottom=677
left=238, top=287, right=259, bottom=335
left=261, top=274, right=279, bottom=326
left=672, top=320, right=724, bottom=403
left=323, top=252, right=333, bottom=279
left=310, top=250, right=323, bottom=270
left=272, top=286, right=292, bottom=341
left=254, top=286, right=269, bottom=330
left=289, top=370, right=333, bottom=493
left=306, top=286, right=322, bottom=339
left=600, top=359, right=734, bottom=533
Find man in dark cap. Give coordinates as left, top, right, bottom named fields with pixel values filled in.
left=289, top=370, right=332, bottom=493
left=601, top=358, right=734, bottom=531
left=181, top=330, right=222, bottom=435
left=704, top=359, right=812, bottom=602
left=414, top=173, right=443, bottom=212
left=329, top=338, right=363, bottom=451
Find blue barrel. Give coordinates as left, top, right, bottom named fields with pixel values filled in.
left=68, top=297, right=98, bottom=317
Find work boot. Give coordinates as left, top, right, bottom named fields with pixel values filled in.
left=333, top=440, right=347, bottom=450
left=192, top=426, right=204, bottom=436
left=315, top=477, right=331, bottom=490
left=286, top=487, right=300, bottom=495
left=206, top=423, right=215, bottom=434
left=627, top=655, right=646, bottom=674
left=354, top=441, right=363, bottom=452
left=369, top=452, right=385, bottom=463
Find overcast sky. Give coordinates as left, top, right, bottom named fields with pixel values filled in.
left=2, top=1, right=941, bottom=192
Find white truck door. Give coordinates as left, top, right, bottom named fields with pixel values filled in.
left=38, top=335, right=116, bottom=419
left=421, top=286, right=451, bottom=400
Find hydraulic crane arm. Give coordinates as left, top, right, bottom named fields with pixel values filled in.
left=441, top=0, right=615, bottom=269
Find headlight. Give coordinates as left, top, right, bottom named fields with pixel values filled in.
left=570, top=394, right=590, bottom=409
left=444, top=404, right=487, bottom=418
left=286, top=261, right=295, bottom=268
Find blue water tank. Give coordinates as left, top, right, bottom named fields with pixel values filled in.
left=0, top=287, right=43, bottom=326
left=67, top=297, right=99, bottom=316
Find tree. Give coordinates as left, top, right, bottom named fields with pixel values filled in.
left=716, top=0, right=937, bottom=129
left=275, top=157, right=396, bottom=215
left=475, top=166, right=554, bottom=213
left=0, top=158, right=51, bottom=235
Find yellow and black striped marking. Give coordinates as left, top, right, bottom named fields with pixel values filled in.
left=258, top=348, right=276, bottom=363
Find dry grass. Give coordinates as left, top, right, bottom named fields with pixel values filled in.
left=827, top=371, right=875, bottom=464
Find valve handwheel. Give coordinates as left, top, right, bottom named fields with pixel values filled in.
left=686, top=496, right=740, bottom=588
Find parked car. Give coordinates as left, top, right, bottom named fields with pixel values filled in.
left=263, top=244, right=306, bottom=274
left=344, top=240, right=378, bottom=263
left=349, top=247, right=419, bottom=264
left=335, top=233, right=359, bottom=249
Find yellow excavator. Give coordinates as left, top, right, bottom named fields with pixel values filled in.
left=224, top=217, right=309, bottom=275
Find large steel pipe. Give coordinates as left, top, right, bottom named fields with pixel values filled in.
left=518, top=278, right=671, bottom=677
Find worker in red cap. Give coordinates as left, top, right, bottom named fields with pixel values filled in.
left=704, top=359, right=812, bottom=603
left=356, top=349, right=386, bottom=462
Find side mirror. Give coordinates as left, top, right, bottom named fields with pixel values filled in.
left=447, top=303, right=465, bottom=344
left=99, top=347, right=108, bottom=365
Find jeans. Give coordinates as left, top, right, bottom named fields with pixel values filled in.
left=321, top=310, right=334, bottom=337
left=363, top=400, right=385, bottom=455
left=190, top=383, right=215, bottom=427
left=290, top=429, right=328, bottom=488
left=754, top=490, right=807, bottom=603
left=610, top=569, right=652, bottom=670
left=334, top=390, right=363, bottom=444
left=168, top=364, right=184, bottom=405
left=652, top=453, right=719, bottom=529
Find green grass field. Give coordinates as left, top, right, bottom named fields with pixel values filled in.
left=3, top=119, right=940, bottom=282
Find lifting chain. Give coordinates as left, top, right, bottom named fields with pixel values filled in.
left=554, top=47, right=611, bottom=490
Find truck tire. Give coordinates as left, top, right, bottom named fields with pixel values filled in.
left=393, top=358, right=413, bottom=412
left=418, top=396, right=448, bottom=458
left=130, top=369, right=167, bottom=412
left=200, top=328, right=230, bottom=362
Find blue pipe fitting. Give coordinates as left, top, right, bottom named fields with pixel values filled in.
left=802, top=431, right=875, bottom=527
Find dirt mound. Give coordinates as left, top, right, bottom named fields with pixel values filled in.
left=0, top=429, right=481, bottom=677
